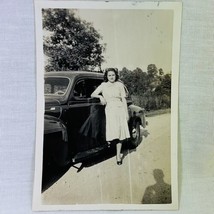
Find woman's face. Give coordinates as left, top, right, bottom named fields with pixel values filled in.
left=107, top=71, right=116, bottom=83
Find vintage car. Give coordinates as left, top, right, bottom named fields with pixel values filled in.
left=43, top=71, right=147, bottom=168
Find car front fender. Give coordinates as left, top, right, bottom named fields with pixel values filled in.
left=128, top=104, right=147, bottom=128
left=44, top=115, right=68, bottom=142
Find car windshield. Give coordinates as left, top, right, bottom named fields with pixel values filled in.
left=44, top=77, right=70, bottom=96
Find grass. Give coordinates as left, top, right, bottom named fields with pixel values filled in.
left=145, top=108, right=171, bottom=117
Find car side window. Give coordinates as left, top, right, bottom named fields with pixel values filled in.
left=73, top=80, right=87, bottom=98
left=73, top=78, right=103, bottom=99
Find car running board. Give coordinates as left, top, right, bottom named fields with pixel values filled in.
left=72, top=145, right=107, bottom=163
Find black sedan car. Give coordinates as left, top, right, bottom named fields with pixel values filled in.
left=43, top=71, right=147, bottom=168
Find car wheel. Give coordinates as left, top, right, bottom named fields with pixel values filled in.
left=130, top=121, right=141, bottom=148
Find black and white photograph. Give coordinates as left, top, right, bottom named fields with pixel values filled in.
left=33, top=1, right=182, bottom=211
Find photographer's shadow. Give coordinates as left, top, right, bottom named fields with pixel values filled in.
left=142, top=169, right=171, bottom=204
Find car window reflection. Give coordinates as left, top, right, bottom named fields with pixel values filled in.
left=45, top=77, right=70, bottom=96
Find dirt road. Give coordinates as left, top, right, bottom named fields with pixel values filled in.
left=42, top=113, right=171, bottom=205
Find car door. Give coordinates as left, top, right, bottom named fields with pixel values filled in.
left=64, top=76, right=104, bottom=153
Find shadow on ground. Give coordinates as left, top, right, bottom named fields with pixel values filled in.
left=42, top=145, right=121, bottom=192
left=142, top=169, right=171, bottom=204
left=42, top=138, right=145, bottom=192
left=42, top=162, right=71, bottom=192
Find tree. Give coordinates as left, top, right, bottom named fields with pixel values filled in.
left=160, top=74, right=171, bottom=96
left=147, top=64, right=158, bottom=76
left=120, top=65, right=171, bottom=110
left=120, top=67, right=134, bottom=94
left=132, top=68, right=147, bottom=94
left=146, top=64, right=161, bottom=91
left=120, top=67, right=147, bottom=95
left=154, top=73, right=171, bottom=108
left=159, top=68, right=164, bottom=76
left=42, top=9, right=106, bottom=72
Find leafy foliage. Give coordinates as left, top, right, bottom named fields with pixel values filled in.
left=42, top=9, right=106, bottom=72
left=120, top=65, right=171, bottom=111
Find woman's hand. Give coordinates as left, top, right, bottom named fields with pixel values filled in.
left=126, top=113, right=129, bottom=121
left=100, top=96, right=107, bottom=105
left=121, top=97, right=129, bottom=121
left=91, top=89, right=106, bottom=105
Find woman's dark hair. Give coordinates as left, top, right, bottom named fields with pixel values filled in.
left=103, top=68, right=119, bottom=82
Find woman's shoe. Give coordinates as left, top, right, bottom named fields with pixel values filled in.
left=116, top=153, right=123, bottom=165
left=116, top=157, right=122, bottom=165
left=117, top=160, right=122, bottom=165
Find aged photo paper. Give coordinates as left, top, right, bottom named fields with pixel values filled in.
left=33, top=0, right=182, bottom=211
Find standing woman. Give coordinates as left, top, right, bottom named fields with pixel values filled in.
left=91, top=68, right=130, bottom=165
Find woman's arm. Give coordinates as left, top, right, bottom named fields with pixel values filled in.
left=91, top=84, right=106, bottom=105
left=91, top=93, right=106, bottom=105
left=119, top=82, right=129, bottom=121
left=121, top=97, right=129, bottom=121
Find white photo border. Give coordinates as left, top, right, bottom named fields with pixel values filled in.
left=33, top=0, right=182, bottom=211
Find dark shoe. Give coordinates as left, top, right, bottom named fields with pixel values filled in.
left=117, top=159, right=122, bottom=165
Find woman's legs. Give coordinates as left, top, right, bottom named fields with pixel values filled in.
left=116, top=140, right=123, bottom=165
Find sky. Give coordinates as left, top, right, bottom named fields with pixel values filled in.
left=76, top=9, right=174, bottom=73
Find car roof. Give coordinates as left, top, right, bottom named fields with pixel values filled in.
left=44, top=71, right=104, bottom=79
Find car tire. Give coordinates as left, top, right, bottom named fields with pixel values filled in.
left=129, top=121, right=141, bottom=148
